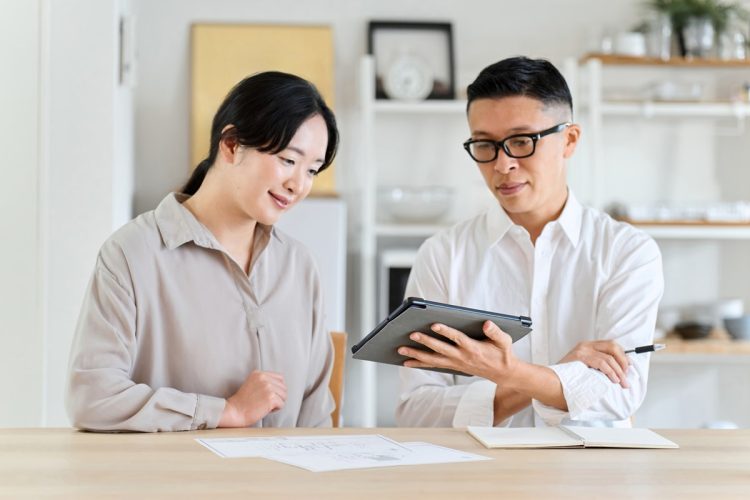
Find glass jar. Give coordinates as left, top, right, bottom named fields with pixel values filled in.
left=683, top=16, right=715, bottom=58
left=647, top=13, right=673, bottom=61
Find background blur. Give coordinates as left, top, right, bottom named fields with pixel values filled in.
left=3, top=0, right=750, bottom=429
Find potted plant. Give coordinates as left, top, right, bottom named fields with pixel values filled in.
left=647, top=0, right=750, bottom=57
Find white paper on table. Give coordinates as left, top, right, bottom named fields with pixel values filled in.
left=265, top=440, right=491, bottom=472
left=196, top=435, right=491, bottom=472
left=196, top=434, right=409, bottom=459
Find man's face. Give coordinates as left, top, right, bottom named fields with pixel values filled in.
left=466, top=96, right=580, bottom=223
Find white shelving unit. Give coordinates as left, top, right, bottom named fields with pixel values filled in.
left=373, top=100, right=467, bottom=114
left=375, top=223, right=449, bottom=237
left=636, top=224, right=750, bottom=240
left=577, top=54, right=750, bottom=231
left=600, top=101, right=750, bottom=118
left=357, top=56, right=468, bottom=426
left=577, top=61, right=750, bottom=308
left=576, top=55, right=750, bottom=429
left=574, top=74, right=749, bottom=239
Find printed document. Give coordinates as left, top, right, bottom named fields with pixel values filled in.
left=197, top=434, right=490, bottom=472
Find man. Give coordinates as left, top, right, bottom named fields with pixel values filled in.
left=396, top=57, right=663, bottom=428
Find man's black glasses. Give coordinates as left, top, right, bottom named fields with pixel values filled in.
left=463, top=122, right=571, bottom=163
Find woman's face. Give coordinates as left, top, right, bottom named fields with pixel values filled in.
left=227, top=114, right=328, bottom=225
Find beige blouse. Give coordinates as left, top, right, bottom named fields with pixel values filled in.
left=66, top=193, right=334, bottom=432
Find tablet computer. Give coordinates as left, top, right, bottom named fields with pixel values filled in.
left=351, top=297, right=533, bottom=375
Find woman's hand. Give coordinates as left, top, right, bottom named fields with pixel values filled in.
left=219, top=370, right=287, bottom=428
left=560, top=341, right=630, bottom=388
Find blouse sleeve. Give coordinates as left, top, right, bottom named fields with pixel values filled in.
left=65, top=244, right=225, bottom=432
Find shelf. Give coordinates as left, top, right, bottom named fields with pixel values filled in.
left=581, top=53, right=750, bottom=68
left=651, top=337, right=750, bottom=362
left=656, top=337, right=750, bottom=354
left=375, top=222, right=750, bottom=240
left=634, top=223, right=750, bottom=240
left=372, top=99, right=466, bottom=114
left=652, top=353, right=750, bottom=363
left=599, top=101, right=750, bottom=117
left=375, top=223, right=449, bottom=237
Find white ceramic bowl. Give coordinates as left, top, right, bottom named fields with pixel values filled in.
left=724, top=315, right=750, bottom=340
left=378, top=186, right=454, bottom=223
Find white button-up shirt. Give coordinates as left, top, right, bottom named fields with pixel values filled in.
left=396, top=192, right=663, bottom=428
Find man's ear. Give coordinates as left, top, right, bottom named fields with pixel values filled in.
left=563, top=124, right=581, bottom=159
left=218, top=125, right=240, bottom=164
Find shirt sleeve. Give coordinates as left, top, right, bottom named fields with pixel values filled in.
left=296, top=266, right=335, bottom=428
left=396, top=236, right=495, bottom=427
left=535, top=234, right=664, bottom=425
left=65, top=246, right=226, bottom=432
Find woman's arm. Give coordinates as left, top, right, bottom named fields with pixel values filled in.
left=66, top=253, right=225, bottom=432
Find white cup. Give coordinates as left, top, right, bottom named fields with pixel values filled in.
left=615, top=32, right=646, bottom=57
left=715, top=298, right=744, bottom=320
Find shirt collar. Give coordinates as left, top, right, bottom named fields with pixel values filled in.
left=154, top=192, right=280, bottom=251
left=484, top=202, right=515, bottom=250
left=557, top=190, right=582, bottom=247
left=483, top=189, right=583, bottom=249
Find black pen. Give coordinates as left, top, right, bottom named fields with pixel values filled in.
left=624, top=343, right=666, bottom=354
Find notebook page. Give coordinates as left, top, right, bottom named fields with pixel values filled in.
left=563, top=426, right=679, bottom=449
left=467, top=426, right=583, bottom=448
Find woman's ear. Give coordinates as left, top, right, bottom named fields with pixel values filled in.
left=218, top=125, right=240, bottom=164
left=563, top=123, right=581, bottom=159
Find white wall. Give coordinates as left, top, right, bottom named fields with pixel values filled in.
left=0, top=0, right=134, bottom=427
left=0, top=0, right=43, bottom=426
left=42, top=0, right=134, bottom=426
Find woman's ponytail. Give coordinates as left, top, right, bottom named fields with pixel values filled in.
left=181, top=158, right=212, bottom=195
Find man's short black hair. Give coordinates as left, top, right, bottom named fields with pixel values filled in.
left=466, top=56, right=573, bottom=115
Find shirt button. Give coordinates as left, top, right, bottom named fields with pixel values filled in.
left=197, top=423, right=207, bottom=430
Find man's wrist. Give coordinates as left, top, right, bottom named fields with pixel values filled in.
left=491, top=358, right=528, bottom=391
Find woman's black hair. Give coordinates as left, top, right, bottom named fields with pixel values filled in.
left=466, top=56, right=573, bottom=115
left=182, top=71, right=339, bottom=195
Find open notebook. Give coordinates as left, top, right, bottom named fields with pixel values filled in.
left=467, top=426, right=678, bottom=449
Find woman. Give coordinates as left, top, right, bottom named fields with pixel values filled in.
left=66, top=72, right=339, bottom=432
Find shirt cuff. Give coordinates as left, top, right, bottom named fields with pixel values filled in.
left=451, top=380, right=496, bottom=428
left=534, top=361, right=609, bottom=424
left=192, top=394, right=226, bottom=430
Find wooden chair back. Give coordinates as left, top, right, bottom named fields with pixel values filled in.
left=329, top=331, right=347, bottom=427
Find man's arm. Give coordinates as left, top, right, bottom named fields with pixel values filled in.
left=492, top=340, right=632, bottom=424
left=402, top=236, right=663, bottom=424
left=400, top=321, right=568, bottom=412
left=537, top=236, right=663, bottom=423
left=401, top=320, right=640, bottom=422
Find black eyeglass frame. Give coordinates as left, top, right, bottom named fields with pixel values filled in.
left=462, top=122, right=572, bottom=162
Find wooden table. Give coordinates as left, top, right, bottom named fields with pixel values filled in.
left=1, top=428, right=749, bottom=498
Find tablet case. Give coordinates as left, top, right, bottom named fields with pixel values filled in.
left=351, top=297, right=532, bottom=375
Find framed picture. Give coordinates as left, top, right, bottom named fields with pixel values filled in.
left=367, top=21, right=455, bottom=100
